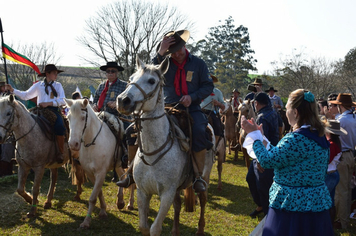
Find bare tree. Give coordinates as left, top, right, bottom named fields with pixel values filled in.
left=0, top=42, right=60, bottom=90
left=78, top=0, right=194, bottom=80
left=270, top=48, right=339, bottom=99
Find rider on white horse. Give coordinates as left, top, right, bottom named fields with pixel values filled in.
left=6, top=64, right=66, bottom=163
left=117, top=29, right=214, bottom=193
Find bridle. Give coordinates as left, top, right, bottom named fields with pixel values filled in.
left=128, top=67, right=175, bottom=166
left=80, top=108, right=104, bottom=147
left=0, top=103, right=37, bottom=142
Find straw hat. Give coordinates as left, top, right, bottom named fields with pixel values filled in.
left=157, top=30, right=190, bottom=56
left=252, top=78, right=263, bottom=85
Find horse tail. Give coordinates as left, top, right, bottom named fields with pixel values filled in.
left=184, top=186, right=195, bottom=212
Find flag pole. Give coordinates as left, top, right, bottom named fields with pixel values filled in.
left=0, top=18, right=9, bottom=84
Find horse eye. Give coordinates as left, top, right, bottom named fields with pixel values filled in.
left=148, top=78, right=155, bottom=85
left=6, top=112, right=11, bottom=116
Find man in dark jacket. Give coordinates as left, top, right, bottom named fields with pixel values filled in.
left=246, top=92, right=279, bottom=218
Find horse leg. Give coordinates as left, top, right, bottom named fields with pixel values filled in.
left=217, top=139, right=224, bottom=191
left=97, top=189, right=107, bottom=219
left=127, top=184, right=135, bottom=210
left=196, top=191, right=208, bottom=236
left=151, top=191, right=176, bottom=236
left=44, top=168, right=58, bottom=209
left=137, top=189, right=152, bottom=236
left=115, top=166, right=125, bottom=210
left=73, top=161, right=85, bottom=201
left=227, top=140, right=231, bottom=155
left=16, top=165, right=32, bottom=205
left=80, top=174, right=105, bottom=229
left=242, top=148, right=251, bottom=170
left=27, top=167, right=45, bottom=218
left=172, top=190, right=182, bottom=236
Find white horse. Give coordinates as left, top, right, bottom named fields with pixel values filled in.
left=65, top=98, right=134, bottom=228
left=116, top=57, right=215, bottom=236
left=0, top=95, right=70, bottom=217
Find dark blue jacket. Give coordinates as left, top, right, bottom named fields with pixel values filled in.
left=256, top=105, right=279, bottom=146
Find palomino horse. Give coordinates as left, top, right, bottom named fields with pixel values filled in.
left=237, top=99, right=256, bottom=169
left=117, top=57, right=215, bottom=236
left=65, top=98, right=134, bottom=228
left=0, top=95, right=70, bottom=217
left=222, top=98, right=241, bottom=160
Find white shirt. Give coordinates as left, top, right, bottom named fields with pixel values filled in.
left=13, top=80, right=66, bottom=107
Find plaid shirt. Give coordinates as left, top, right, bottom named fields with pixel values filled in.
left=93, top=79, right=127, bottom=116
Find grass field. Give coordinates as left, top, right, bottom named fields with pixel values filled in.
left=0, top=152, right=355, bottom=236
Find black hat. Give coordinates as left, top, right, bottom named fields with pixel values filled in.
left=0, top=81, right=5, bottom=87
left=100, top=61, right=124, bottom=72
left=265, top=87, right=278, bottom=92
left=38, top=64, right=64, bottom=77
left=232, top=89, right=240, bottom=94
left=157, top=30, right=190, bottom=56
left=253, top=92, right=270, bottom=105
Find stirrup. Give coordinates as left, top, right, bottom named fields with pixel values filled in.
left=192, top=176, right=207, bottom=192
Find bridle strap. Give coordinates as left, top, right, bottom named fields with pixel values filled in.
left=80, top=108, right=104, bottom=147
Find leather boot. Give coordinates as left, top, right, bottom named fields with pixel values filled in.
left=116, top=145, right=138, bottom=188
left=55, top=135, right=65, bottom=163
left=192, top=149, right=207, bottom=193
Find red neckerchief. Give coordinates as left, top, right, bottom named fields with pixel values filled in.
left=172, top=48, right=189, bottom=96
left=97, top=78, right=118, bottom=110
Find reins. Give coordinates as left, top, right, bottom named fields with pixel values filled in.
left=80, top=108, right=104, bottom=147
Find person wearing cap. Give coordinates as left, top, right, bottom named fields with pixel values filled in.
left=329, top=93, right=356, bottom=229
left=245, top=78, right=263, bottom=101
left=241, top=89, right=333, bottom=235
left=322, top=119, right=347, bottom=226
left=246, top=92, right=279, bottom=218
left=5, top=64, right=66, bottom=163
left=145, top=29, right=212, bottom=193
left=200, top=75, right=226, bottom=146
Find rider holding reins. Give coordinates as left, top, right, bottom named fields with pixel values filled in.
left=5, top=64, right=66, bottom=163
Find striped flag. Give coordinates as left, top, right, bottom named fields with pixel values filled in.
left=2, top=43, right=40, bottom=74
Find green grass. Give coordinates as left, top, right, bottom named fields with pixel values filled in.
left=0, top=152, right=355, bottom=235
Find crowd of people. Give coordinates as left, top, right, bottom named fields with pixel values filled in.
left=0, top=28, right=356, bottom=235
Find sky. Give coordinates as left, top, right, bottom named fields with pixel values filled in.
left=1, top=0, right=355, bottom=75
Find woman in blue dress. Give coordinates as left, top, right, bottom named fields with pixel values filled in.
left=241, top=89, right=333, bottom=236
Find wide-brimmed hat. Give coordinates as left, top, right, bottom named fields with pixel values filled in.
left=100, top=61, right=124, bottom=72
left=252, top=78, right=263, bottom=85
left=210, top=74, right=218, bottom=83
left=325, top=119, right=347, bottom=136
left=232, top=88, right=240, bottom=94
left=0, top=81, right=5, bottom=87
left=329, top=93, right=356, bottom=107
left=265, top=86, right=277, bottom=92
left=38, top=64, right=64, bottom=77
left=157, top=30, right=190, bottom=56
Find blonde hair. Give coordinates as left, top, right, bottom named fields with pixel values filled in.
left=288, top=89, right=325, bottom=136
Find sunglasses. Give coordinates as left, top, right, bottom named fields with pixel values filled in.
left=328, top=104, right=337, bottom=108
left=106, top=69, right=118, bottom=74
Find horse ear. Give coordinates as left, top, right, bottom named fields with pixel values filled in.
left=239, top=98, right=243, bottom=103
left=159, top=57, right=169, bottom=74
left=9, top=94, right=15, bottom=103
left=83, top=99, right=89, bottom=108
left=136, top=55, right=145, bottom=71
left=65, top=98, right=73, bottom=107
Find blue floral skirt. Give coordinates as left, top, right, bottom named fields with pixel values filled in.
left=262, top=207, right=333, bottom=236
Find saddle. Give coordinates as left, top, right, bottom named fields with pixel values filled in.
left=29, top=107, right=69, bottom=141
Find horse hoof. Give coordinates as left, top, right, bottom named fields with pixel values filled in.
left=44, top=202, right=52, bottom=209
left=79, top=224, right=90, bottom=229
left=99, top=213, right=108, bottom=219
left=117, top=202, right=125, bottom=210
left=217, top=186, right=222, bottom=191
left=73, top=196, right=81, bottom=202
left=127, top=205, right=134, bottom=211
left=26, top=212, right=36, bottom=218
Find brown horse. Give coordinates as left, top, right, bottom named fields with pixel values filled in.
left=222, top=98, right=240, bottom=160
left=237, top=99, right=256, bottom=169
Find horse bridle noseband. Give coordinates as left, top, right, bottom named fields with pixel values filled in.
left=80, top=108, right=104, bottom=147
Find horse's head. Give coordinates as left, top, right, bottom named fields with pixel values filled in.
left=65, top=98, right=91, bottom=151
left=117, top=56, right=169, bottom=115
left=0, top=95, right=18, bottom=143
left=237, top=99, right=255, bottom=127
